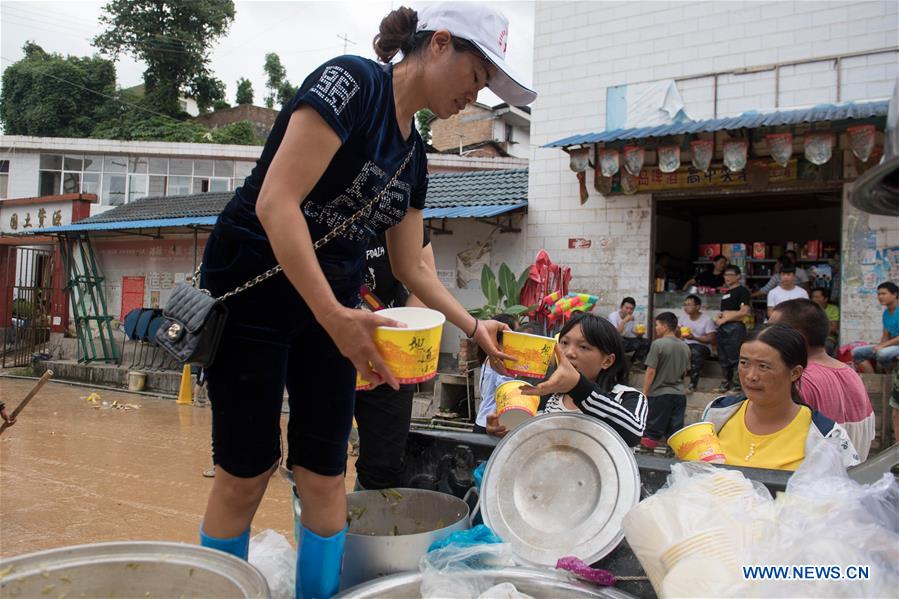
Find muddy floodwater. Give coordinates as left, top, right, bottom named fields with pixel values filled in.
left=0, top=377, right=358, bottom=558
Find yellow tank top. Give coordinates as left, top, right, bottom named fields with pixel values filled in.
left=718, top=400, right=811, bottom=471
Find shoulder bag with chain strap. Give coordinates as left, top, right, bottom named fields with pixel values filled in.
left=155, top=147, right=415, bottom=367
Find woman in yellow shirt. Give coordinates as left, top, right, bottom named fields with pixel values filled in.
left=703, top=323, right=859, bottom=471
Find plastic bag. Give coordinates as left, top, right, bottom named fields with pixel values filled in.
left=419, top=543, right=516, bottom=599
left=428, top=524, right=503, bottom=552
left=731, top=442, right=899, bottom=598
left=473, top=461, right=487, bottom=489
left=478, top=582, right=534, bottom=599
left=248, top=529, right=296, bottom=599
left=622, top=460, right=774, bottom=593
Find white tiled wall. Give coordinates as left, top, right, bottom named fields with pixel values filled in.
left=528, top=1, right=898, bottom=323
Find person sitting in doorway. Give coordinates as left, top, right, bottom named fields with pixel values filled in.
left=683, top=254, right=727, bottom=290
left=703, top=323, right=859, bottom=471
left=851, top=281, right=899, bottom=374
left=766, top=263, right=808, bottom=318
left=678, top=294, right=717, bottom=393
left=810, top=287, right=840, bottom=357
left=754, top=251, right=810, bottom=299
left=770, top=299, right=874, bottom=461
left=608, top=297, right=650, bottom=366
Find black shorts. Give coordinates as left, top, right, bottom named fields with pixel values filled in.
left=202, top=217, right=361, bottom=478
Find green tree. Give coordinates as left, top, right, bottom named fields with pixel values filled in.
left=91, top=111, right=207, bottom=142
left=207, top=121, right=261, bottom=145
left=93, top=0, right=235, bottom=117
left=191, top=74, right=226, bottom=114
left=416, top=108, right=435, bottom=144
left=212, top=99, right=231, bottom=111
left=235, top=77, right=254, bottom=105
left=277, top=80, right=295, bottom=108
left=0, top=42, right=118, bottom=137
left=263, top=52, right=288, bottom=109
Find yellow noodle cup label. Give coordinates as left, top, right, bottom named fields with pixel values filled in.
left=502, top=331, right=556, bottom=377
left=495, top=380, right=539, bottom=429
left=668, top=421, right=726, bottom=464
left=371, top=307, right=445, bottom=384
left=356, top=371, right=372, bottom=391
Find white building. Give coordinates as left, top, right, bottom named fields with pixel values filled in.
left=527, top=0, right=898, bottom=344
left=0, top=135, right=528, bottom=356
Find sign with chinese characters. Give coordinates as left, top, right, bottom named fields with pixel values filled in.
left=0, top=199, right=81, bottom=234
left=610, top=160, right=798, bottom=193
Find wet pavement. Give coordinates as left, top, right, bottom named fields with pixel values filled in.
left=0, top=377, right=357, bottom=559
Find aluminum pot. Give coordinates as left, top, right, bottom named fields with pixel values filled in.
left=339, top=488, right=470, bottom=590
left=334, top=566, right=637, bottom=599
left=0, top=541, right=269, bottom=598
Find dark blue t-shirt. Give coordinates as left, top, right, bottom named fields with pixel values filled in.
left=219, top=55, right=428, bottom=286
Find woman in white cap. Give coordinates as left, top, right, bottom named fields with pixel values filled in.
left=197, top=3, right=535, bottom=597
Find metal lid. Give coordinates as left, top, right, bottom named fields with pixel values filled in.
left=481, top=413, right=640, bottom=567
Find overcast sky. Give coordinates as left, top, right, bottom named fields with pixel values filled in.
left=1, top=0, right=535, bottom=110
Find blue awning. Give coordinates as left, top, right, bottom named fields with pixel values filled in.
left=544, top=100, right=889, bottom=148
left=36, top=216, right=219, bottom=234
left=422, top=202, right=527, bottom=219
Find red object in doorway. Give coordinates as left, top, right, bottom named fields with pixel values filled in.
left=121, top=276, right=145, bottom=320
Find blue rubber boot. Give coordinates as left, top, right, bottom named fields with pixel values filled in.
left=200, top=524, right=250, bottom=560
left=296, top=524, right=347, bottom=599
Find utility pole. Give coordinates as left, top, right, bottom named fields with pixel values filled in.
left=337, top=33, right=356, bottom=55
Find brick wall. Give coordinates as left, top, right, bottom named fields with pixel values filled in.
left=430, top=105, right=495, bottom=153
left=528, top=0, right=897, bottom=325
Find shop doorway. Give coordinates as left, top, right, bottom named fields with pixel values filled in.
left=650, top=191, right=842, bottom=329
left=2, top=246, right=54, bottom=367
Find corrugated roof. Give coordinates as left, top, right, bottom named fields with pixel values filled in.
left=39, top=216, right=218, bottom=233
left=544, top=100, right=889, bottom=148
left=28, top=168, right=529, bottom=233
left=423, top=202, right=528, bottom=219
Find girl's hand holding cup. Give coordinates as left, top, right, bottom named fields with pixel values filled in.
left=520, top=345, right=580, bottom=397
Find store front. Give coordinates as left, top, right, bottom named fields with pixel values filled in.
left=546, top=99, right=892, bottom=345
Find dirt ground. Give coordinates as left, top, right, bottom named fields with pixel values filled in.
left=0, top=377, right=357, bottom=559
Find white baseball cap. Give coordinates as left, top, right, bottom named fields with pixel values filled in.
left=416, top=2, right=537, bottom=106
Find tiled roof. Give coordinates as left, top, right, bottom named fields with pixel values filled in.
left=82, top=192, right=232, bottom=223
left=40, top=168, right=529, bottom=231
left=426, top=168, right=528, bottom=208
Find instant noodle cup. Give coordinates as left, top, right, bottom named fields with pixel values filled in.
left=680, top=326, right=692, bottom=337
left=501, top=331, right=556, bottom=377
left=495, top=380, right=540, bottom=429
left=634, top=323, right=647, bottom=335
left=667, top=421, right=726, bottom=464
left=372, top=307, right=445, bottom=384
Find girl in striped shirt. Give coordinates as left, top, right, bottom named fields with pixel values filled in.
left=487, top=313, right=648, bottom=446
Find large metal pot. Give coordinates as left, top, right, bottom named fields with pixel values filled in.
left=335, top=566, right=637, bottom=598
left=340, top=488, right=470, bottom=590
left=0, top=541, right=269, bottom=598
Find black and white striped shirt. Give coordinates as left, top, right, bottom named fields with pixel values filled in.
left=555, top=375, right=648, bottom=446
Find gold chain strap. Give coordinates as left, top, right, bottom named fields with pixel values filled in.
left=189, top=148, right=415, bottom=301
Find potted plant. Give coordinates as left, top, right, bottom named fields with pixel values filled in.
left=459, top=263, right=534, bottom=370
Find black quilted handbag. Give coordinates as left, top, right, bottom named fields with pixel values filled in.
left=156, top=282, right=228, bottom=367
left=155, top=146, right=415, bottom=367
